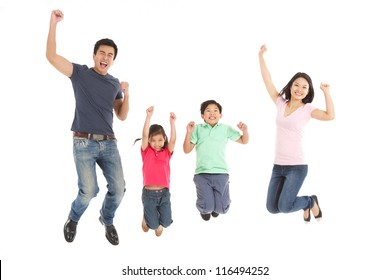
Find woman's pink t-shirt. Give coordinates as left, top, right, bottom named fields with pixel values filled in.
left=141, top=146, right=173, bottom=188
left=274, top=96, right=315, bottom=165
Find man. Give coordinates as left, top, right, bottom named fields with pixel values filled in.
left=46, top=9, right=129, bottom=245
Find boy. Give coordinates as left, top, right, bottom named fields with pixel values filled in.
left=183, top=100, right=249, bottom=220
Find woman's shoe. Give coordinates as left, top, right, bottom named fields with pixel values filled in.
left=311, top=195, right=322, bottom=220
left=303, top=208, right=311, bottom=223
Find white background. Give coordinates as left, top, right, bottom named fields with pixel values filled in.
left=1, top=0, right=389, bottom=279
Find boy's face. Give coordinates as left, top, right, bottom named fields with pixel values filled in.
left=201, top=104, right=222, bottom=127
left=93, top=45, right=115, bottom=75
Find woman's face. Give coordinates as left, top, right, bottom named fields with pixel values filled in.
left=290, top=77, right=309, bottom=101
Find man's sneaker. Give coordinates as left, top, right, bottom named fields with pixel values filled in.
left=99, top=216, right=119, bottom=246
left=63, top=218, right=78, bottom=242
left=211, top=211, right=219, bottom=218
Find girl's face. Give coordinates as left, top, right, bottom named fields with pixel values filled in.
left=290, top=77, right=309, bottom=101
left=201, top=104, right=222, bottom=127
left=149, top=133, right=166, bottom=151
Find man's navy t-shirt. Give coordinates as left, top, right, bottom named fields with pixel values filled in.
left=69, top=63, right=123, bottom=136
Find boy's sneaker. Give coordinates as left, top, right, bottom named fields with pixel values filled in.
left=200, top=213, right=211, bottom=221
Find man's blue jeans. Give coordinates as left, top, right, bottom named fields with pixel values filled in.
left=266, top=164, right=313, bottom=214
left=69, top=137, right=126, bottom=225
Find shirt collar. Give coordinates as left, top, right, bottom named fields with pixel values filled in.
left=201, top=122, right=219, bottom=128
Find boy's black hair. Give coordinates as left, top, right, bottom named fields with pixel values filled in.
left=200, top=100, right=222, bottom=114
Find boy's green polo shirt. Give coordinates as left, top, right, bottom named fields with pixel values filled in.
left=190, top=123, right=241, bottom=174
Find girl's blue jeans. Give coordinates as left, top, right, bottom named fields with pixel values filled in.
left=142, top=188, right=172, bottom=229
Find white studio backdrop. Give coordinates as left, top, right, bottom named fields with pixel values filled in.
left=0, top=0, right=389, bottom=279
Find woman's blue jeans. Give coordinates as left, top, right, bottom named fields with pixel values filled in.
left=266, top=164, right=313, bottom=214
left=69, top=137, right=126, bottom=225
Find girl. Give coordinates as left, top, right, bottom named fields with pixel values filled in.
left=139, top=106, right=176, bottom=236
left=258, top=44, right=335, bottom=223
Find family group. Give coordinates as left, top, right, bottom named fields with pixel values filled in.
left=46, top=10, right=335, bottom=245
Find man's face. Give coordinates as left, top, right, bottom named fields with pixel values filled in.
left=93, top=45, right=115, bottom=75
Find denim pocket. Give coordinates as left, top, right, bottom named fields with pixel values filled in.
left=73, top=137, right=88, bottom=148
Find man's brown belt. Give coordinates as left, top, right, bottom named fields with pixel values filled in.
left=73, top=132, right=116, bottom=140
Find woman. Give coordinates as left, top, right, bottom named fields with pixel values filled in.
left=258, top=44, right=335, bottom=222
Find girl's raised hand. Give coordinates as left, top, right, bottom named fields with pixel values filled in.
left=258, top=44, right=267, bottom=56
left=146, top=106, right=154, bottom=116
left=170, top=112, right=176, bottom=122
